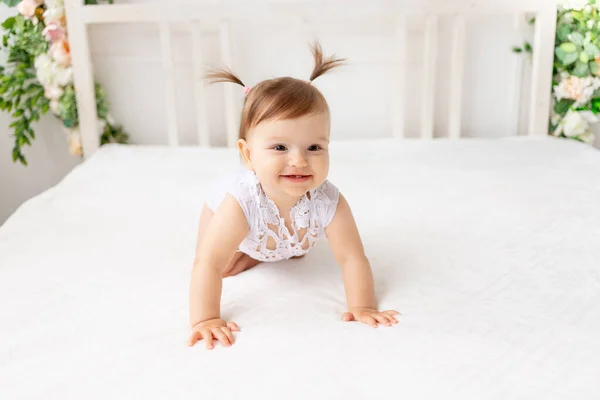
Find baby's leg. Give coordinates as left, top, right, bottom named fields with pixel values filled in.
left=221, top=252, right=261, bottom=278
left=197, top=204, right=260, bottom=278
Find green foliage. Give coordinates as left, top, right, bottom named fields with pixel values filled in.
left=514, top=5, right=600, bottom=144
left=1, top=2, right=127, bottom=165
left=0, top=15, right=51, bottom=165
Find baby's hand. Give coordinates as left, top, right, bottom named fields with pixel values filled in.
left=342, top=307, right=400, bottom=328
left=188, top=319, right=240, bottom=349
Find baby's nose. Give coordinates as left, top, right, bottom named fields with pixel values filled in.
left=288, top=150, right=308, bottom=167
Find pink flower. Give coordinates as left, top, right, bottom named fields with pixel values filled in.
left=49, top=40, right=71, bottom=66
left=16, top=0, right=42, bottom=18
left=42, top=24, right=65, bottom=42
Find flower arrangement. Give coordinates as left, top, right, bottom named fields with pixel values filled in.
left=514, top=0, right=600, bottom=144
left=0, top=0, right=127, bottom=165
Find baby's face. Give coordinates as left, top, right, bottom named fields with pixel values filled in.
left=239, top=112, right=330, bottom=198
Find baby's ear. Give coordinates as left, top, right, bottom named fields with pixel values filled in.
left=237, top=139, right=254, bottom=170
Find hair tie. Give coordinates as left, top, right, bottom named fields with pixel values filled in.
left=244, top=86, right=252, bottom=95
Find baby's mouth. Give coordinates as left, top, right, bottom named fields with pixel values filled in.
left=281, top=175, right=312, bottom=182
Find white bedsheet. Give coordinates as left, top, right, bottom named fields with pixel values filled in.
left=1, top=137, right=599, bottom=399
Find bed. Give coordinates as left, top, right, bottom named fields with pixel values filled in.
left=1, top=137, right=599, bottom=399
left=2, top=0, right=600, bottom=399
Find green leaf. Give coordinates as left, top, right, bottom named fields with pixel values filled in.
left=572, top=11, right=584, bottom=22
left=556, top=46, right=567, bottom=61
left=512, top=47, right=523, bottom=53
left=1, top=16, right=16, bottom=30
left=573, top=60, right=590, bottom=77
left=563, top=51, right=580, bottom=65
left=524, top=42, right=532, bottom=53
left=570, top=32, right=585, bottom=46
left=557, top=24, right=571, bottom=42
left=17, top=134, right=29, bottom=147
left=580, top=51, right=590, bottom=63
left=63, top=118, right=74, bottom=128
left=2, top=0, right=20, bottom=8
left=585, top=42, right=600, bottom=58
left=555, top=99, right=575, bottom=114
left=592, top=98, right=600, bottom=113
left=590, top=61, right=600, bottom=75
left=561, top=42, right=578, bottom=53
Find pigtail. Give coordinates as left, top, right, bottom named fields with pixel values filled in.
left=308, top=41, right=346, bottom=82
left=204, top=67, right=246, bottom=87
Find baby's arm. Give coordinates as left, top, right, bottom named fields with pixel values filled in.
left=325, top=194, right=400, bottom=328
left=188, top=194, right=249, bottom=348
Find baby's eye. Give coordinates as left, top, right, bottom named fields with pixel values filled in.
left=308, top=144, right=322, bottom=151
left=273, top=144, right=287, bottom=151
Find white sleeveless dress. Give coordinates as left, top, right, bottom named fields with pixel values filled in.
left=205, top=168, right=340, bottom=262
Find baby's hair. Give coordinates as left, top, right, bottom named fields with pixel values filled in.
left=205, top=41, right=346, bottom=140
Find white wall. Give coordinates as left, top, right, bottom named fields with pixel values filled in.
left=0, top=5, right=80, bottom=226
left=1, top=1, right=599, bottom=225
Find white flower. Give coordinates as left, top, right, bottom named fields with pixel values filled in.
left=559, top=0, right=590, bottom=10
left=45, top=0, right=64, bottom=8
left=588, top=20, right=595, bottom=30
left=579, top=131, right=596, bottom=144
left=34, top=53, right=52, bottom=69
left=54, top=66, right=72, bottom=86
left=555, top=109, right=598, bottom=137
left=34, top=53, right=72, bottom=87
left=34, top=54, right=54, bottom=86
left=553, top=76, right=600, bottom=107
left=44, top=85, right=63, bottom=100
left=16, top=0, right=42, bottom=18
left=43, top=7, right=65, bottom=26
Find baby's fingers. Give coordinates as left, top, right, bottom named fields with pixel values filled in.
left=383, top=310, right=401, bottom=317
left=203, top=329, right=214, bottom=350
left=222, top=327, right=235, bottom=345
left=226, top=322, right=241, bottom=332
left=342, top=312, right=355, bottom=322
left=360, top=315, right=378, bottom=328
left=212, top=328, right=231, bottom=347
left=188, top=330, right=202, bottom=347
left=373, top=313, right=392, bottom=327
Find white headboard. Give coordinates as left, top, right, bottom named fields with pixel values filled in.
left=64, top=0, right=557, bottom=159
